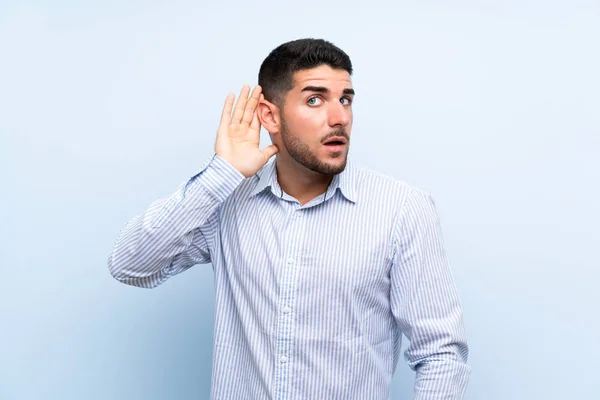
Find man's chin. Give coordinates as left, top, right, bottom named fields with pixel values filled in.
left=311, top=158, right=347, bottom=176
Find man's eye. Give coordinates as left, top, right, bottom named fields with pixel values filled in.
left=307, top=97, right=322, bottom=106
left=340, top=97, right=353, bottom=105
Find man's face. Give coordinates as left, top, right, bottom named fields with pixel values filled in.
left=278, top=65, right=354, bottom=175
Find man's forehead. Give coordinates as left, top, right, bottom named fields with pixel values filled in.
left=293, top=66, right=352, bottom=89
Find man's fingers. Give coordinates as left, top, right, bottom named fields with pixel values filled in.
left=231, top=85, right=250, bottom=123
left=241, top=85, right=262, bottom=125
left=219, top=93, right=235, bottom=128
left=250, top=106, right=261, bottom=132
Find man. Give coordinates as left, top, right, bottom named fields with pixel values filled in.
left=109, top=38, right=471, bottom=399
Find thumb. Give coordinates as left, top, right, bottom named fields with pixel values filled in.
left=261, top=144, right=279, bottom=160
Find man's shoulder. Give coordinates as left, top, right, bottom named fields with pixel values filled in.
left=350, top=162, right=423, bottom=199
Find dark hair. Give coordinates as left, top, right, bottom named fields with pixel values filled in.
left=258, top=38, right=353, bottom=106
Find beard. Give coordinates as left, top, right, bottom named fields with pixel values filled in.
left=280, top=119, right=349, bottom=176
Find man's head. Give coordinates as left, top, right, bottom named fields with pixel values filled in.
left=257, top=39, right=354, bottom=176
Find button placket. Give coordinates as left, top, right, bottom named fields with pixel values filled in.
left=274, top=205, right=306, bottom=399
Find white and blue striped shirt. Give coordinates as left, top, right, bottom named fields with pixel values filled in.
left=109, top=153, right=471, bottom=399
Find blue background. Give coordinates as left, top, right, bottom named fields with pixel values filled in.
left=1, top=1, right=599, bottom=399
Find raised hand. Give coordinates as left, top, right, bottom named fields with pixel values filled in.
left=214, top=85, right=279, bottom=178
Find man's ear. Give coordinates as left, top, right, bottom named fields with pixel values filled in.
left=257, top=98, right=280, bottom=135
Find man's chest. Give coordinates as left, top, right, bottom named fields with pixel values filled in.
left=216, top=200, right=395, bottom=292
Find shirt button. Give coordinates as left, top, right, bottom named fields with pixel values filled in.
left=283, top=306, right=291, bottom=314
left=279, top=355, right=288, bottom=363
left=287, top=257, right=295, bottom=264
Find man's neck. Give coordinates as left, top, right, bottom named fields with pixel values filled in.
left=275, top=156, right=334, bottom=206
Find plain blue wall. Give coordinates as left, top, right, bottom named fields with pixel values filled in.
left=1, top=1, right=599, bottom=399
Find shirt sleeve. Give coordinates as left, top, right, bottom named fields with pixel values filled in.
left=390, top=187, right=471, bottom=399
left=108, top=153, right=245, bottom=288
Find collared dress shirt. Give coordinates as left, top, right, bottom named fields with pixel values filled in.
left=108, top=153, right=471, bottom=399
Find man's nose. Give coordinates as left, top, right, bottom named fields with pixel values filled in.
left=327, top=101, right=351, bottom=127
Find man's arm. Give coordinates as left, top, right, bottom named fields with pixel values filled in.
left=108, top=84, right=278, bottom=288
left=108, top=154, right=245, bottom=288
left=390, top=188, right=471, bottom=399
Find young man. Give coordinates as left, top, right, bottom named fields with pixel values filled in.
left=109, top=38, right=471, bottom=399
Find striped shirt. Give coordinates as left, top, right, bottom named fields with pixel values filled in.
left=108, top=153, right=471, bottom=399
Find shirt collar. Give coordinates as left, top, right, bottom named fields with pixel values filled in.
left=249, top=157, right=357, bottom=203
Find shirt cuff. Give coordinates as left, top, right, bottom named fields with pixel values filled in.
left=185, top=153, right=245, bottom=203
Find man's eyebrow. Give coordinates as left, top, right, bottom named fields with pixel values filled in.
left=300, top=86, right=356, bottom=95
left=301, top=86, right=329, bottom=93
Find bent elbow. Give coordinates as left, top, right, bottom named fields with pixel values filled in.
left=107, top=250, right=165, bottom=289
